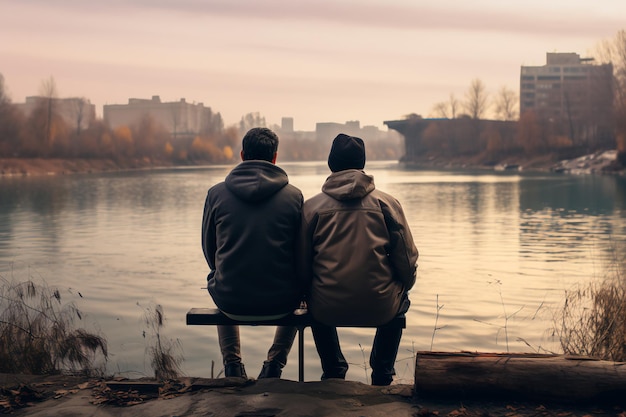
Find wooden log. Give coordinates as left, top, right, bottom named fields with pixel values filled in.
left=414, top=351, right=626, bottom=404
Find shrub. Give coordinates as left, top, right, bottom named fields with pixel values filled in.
left=553, top=247, right=626, bottom=361
left=140, top=303, right=183, bottom=380
left=0, top=277, right=108, bottom=375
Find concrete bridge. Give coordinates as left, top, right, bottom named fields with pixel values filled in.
left=384, top=117, right=517, bottom=162
left=384, top=117, right=435, bottom=162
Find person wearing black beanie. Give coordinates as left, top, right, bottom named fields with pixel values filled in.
left=327, top=133, right=366, bottom=172
left=301, top=133, right=419, bottom=386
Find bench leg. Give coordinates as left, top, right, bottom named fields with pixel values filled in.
left=298, top=326, right=305, bottom=382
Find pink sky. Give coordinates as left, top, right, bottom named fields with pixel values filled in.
left=1, top=0, right=624, bottom=131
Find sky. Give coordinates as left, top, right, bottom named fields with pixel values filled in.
left=1, top=0, right=625, bottom=132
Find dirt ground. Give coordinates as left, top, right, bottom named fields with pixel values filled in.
left=2, top=373, right=625, bottom=417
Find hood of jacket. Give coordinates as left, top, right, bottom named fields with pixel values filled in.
left=225, top=160, right=288, bottom=202
left=322, top=169, right=375, bottom=201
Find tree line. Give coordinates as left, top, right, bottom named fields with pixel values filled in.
left=418, top=30, right=626, bottom=166
left=0, top=75, right=240, bottom=164
left=0, top=77, right=401, bottom=164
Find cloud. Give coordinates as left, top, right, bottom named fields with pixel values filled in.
left=11, top=0, right=623, bottom=38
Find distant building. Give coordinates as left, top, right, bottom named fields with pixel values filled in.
left=103, top=95, right=212, bottom=138
left=281, top=117, right=294, bottom=132
left=315, top=121, right=363, bottom=143
left=520, top=52, right=613, bottom=144
left=315, top=120, right=398, bottom=144
left=16, top=96, right=96, bottom=132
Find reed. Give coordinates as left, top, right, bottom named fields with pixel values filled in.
left=140, top=303, right=183, bottom=380
left=553, top=246, right=626, bottom=361
left=430, top=294, right=445, bottom=351
left=0, top=276, right=107, bottom=375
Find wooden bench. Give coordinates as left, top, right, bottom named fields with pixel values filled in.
left=186, top=307, right=406, bottom=382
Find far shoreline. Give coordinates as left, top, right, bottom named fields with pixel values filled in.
left=1, top=152, right=624, bottom=178
left=0, top=157, right=188, bottom=178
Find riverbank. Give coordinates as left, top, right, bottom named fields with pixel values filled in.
left=3, top=151, right=622, bottom=178
left=2, top=373, right=624, bottom=417
left=403, top=150, right=625, bottom=175
left=0, top=157, right=182, bottom=177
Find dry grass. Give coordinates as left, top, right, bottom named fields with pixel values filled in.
left=140, top=303, right=183, bottom=381
left=0, top=277, right=108, bottom=375
left=552, top=247, right=626, bottom=361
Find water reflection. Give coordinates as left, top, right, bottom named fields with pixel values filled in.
left=1, top=163, right=625, bottom=382
left=519, top=174, right=625, bottom=215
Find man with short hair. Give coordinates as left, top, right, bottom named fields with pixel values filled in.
left=301, top=133, right=418, bottom=385
left=202, top=127, right=302, bottom=378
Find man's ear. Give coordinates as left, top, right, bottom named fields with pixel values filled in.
left=240, top=150, right=245, bottom=161
left=271, top=152, right=277, bottom=164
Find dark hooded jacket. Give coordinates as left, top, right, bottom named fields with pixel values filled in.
left=301, top=169, right=418, bottom=326
left=202, top=160, right=303, bottom=316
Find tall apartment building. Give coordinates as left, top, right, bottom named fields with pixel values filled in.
left=520, top=52, right=613, bottom=144
left=103, top=95, right=212, bottom=138
left=16, top=96, right=96, bottom=132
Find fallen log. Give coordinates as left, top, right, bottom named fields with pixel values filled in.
left=414, top=351, right=626, bottom=404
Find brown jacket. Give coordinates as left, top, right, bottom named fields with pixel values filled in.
left=301, top=169, right=418, bottom=326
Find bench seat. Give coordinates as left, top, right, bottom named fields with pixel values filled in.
left=186, top=307, right=406, bottom=382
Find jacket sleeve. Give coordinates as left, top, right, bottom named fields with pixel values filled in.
left=297, top=210, right=316, bottom=302
left=293, top=194, right=307, bottom=301
left=381, top=198, right=418, bottom=291
left=201, top=192, right=216, bottom=272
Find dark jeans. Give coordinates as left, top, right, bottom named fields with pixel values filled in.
left=310, top=324, right=349, bottom=379
left=311, top=294, right=410, bottom=385
left=217, top=325, right=297, bottom=367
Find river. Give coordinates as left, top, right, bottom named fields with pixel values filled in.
left=1, top=161, right=625, bottom=383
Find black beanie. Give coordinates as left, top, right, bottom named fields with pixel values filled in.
left=328, top=134, right=366, bottom=172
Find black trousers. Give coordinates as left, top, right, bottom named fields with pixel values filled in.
left=311, top=294, right=410, bottom=385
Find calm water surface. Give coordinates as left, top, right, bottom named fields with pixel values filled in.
left=1, top=161, right=625, bottom=383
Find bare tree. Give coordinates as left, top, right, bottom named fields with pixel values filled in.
left=0, top=73, right=24, bottom=157
left=239, top=112, right=266, bottom=134
left=431, top=94, right=459, bottom=119
left=200, top=107, right=224, bottom=136
left=464, top=78, right=489, bottom=120
left=493, top=86, right=518, bottom=121
left=597, top=30, right=626, bottom=106
left=615, top=30, right=626, bottom=162
left=448, top=94, right=459, bottom=119
left=39, top=76, right=58, bottom=146
left=72, top=97, right=88, bottom=136
left=431, top=102, right=450, bottom=118
left=595, top=29, right=626, bottom=163
left=0, top=73, right=9, bottom=106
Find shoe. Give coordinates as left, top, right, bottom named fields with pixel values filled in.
left=371, top=372, right=393, bottom=386
left=258, top=360, right=282, bottom=379
left=224, top=362, right=247, bottom=378
left=320, top=368, right=347, bottom=380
